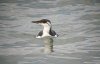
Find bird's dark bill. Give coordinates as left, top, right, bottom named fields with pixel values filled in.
left=32, top=19, right=49, bottom=24
left=32, top=21, right=40, bottom=24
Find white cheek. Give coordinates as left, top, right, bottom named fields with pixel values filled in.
left=41, top=23, right=48, bottom=26
left=47, top=22, right=51, bottom=26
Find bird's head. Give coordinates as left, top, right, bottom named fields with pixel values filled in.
left=32, top=19, right=51, bottom=27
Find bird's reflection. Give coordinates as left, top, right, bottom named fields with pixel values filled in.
left=42, top=36, right=54, bottom=54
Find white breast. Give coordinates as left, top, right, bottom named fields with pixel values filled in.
left=42, top=23, right=51, bottom=37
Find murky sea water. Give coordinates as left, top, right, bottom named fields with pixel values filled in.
left=0, top=0, right=100, bottom=64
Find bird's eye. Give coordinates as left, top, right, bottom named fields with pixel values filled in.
left=43, top=21, right=47, bottom=23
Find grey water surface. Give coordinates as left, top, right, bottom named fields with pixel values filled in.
left=0, top=0, right=100, bottom=64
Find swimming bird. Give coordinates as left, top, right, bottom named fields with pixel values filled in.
left=32, top=19, right=58, bottom=38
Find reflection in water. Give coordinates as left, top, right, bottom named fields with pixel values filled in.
left=42, top=36, right=53, bottom=54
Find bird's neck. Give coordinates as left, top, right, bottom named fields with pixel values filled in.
left=43, top=25, right=51, bottom=33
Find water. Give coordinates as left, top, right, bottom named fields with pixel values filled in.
left=0, top=0, right=100, bottom=64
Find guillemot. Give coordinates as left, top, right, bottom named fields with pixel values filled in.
left=32, top=19, right=58, bottom=38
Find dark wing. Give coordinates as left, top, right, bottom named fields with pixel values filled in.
left=49, top=29, right=58, bottom=37
left=37, top=30, right=43, bottom=36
